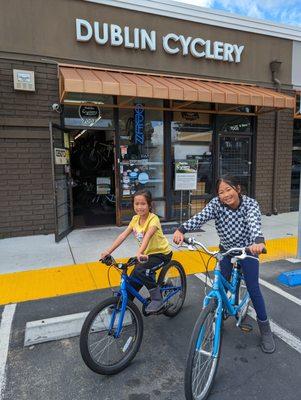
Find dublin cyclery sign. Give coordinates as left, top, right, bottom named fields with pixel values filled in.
left=76, top=19, right=245, bottom=63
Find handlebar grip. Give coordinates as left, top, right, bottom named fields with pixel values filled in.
left=261, top=248, right=267, bottom=254
left=183, top=237, right=192, bottom=245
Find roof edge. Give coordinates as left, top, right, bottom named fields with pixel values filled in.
left=83, top=0, right=301, bottom=42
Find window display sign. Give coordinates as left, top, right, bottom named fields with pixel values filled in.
left=79, top=105, right=100, bottom=125
left=175, top=160, right=198, bottom=191
left=96, top=177, right=111, bottom=194
left=54, top=148, right=69, bottom=165
left=134, top=104, right=145, bottom=144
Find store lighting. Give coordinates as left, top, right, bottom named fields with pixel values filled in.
left=74, top=129, right=87, bottom=140
left=64, top=99, right=105, bottom=105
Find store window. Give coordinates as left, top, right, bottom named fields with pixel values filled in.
left=171, top=111, right=213, bottom=222
left=119, top=101, right=165, bottom=223
left=296, top=94, right=301, bottom=117
left=216, top=115, right=253, bottom=195
left=291, top=119, right=301, bottom=211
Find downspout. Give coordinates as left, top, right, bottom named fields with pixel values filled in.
left=270, top=61, right=282, bottom=215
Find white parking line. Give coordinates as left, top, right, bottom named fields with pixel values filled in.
left=0, top=304, right=16, bottom=399
left=259, top=278, right=301, bottom=306
left=194, top=273, right=301, bottom=354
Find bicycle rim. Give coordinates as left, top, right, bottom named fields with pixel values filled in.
left=186, top=301, right=221, bottom=400
left=159, top=261, right=186, bottom=317
left=238, top=281, right=250, bottom=321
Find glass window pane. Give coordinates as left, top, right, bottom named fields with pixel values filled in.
left=119, top=103, right=165, bottom=223
left=64, top=105, right=114, bottom=128
left=216, top=115, right=252, bottom=132
left=291, top=119, right=301, bottom=211
left=171, top=113, right=213, bottom=221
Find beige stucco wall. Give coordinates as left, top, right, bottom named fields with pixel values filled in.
left=0, top=0, right=293, bottom=87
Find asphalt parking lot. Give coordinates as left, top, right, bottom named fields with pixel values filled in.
left=1, top=260, right=301, bottom=400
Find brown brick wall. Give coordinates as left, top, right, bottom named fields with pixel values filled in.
left=0, top=59, right=59, bottom=120
left=255, top=107, right=294, bottom=214
left=0, top=59, right=60, bottom=238
left=0, top=138, right=54, bottom=238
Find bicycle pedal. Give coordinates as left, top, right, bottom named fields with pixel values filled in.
left=223, top=312, right=230, bottom=320
left=239, top=323, right=253, bottom=333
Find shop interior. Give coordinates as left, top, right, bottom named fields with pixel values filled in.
left=69, top=129, right=116, bottom=228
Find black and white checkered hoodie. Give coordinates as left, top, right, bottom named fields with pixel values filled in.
left=179, top=195, right=265, bottom=250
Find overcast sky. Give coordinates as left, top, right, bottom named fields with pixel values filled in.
left=173, top=0, right=301, bottom=27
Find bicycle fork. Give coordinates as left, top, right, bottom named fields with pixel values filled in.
left=199, top=294, right=223, bottom=358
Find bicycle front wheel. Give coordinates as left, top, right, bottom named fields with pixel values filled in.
left=80, top=297, right=143, bottom=375
left=185, top=299, right=221, bottom=400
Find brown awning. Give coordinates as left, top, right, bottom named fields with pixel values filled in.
left=59, top=66, right=295, bottom=109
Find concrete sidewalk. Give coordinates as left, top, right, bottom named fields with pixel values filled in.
left=0, top=211, right=298, bottom=274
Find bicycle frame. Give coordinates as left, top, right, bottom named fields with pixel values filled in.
left=201, top=261, right=250, bottom=357
left=110, top=270, right=182, bottom=338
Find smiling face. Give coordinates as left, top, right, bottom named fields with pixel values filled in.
left=133, top=195, right=150, bottom=217
left=217, top=181, right=241, bottom=209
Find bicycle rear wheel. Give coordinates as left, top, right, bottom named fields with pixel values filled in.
left=158, top=260, right=187, bottom=317
left=185, top=299, right=221, bottom=400
left=80, top=297, right=143, bottom=375
left=235, top=278, right=250, bottom=322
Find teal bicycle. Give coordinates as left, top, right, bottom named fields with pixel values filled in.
left=183, top=237, right=266, bottom=400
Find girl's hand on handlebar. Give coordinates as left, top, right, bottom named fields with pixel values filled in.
left=136, top=253, right=149, bottom=263
left=100, top=250, right=111, bottom=260
left=248, top=243, right=266, bottom=256
left=173, top=229, right=184, bottom=245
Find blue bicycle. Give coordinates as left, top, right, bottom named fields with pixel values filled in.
left=184, top=237, right=266, bottom=400
left=80, top=255, right=186, bottom=375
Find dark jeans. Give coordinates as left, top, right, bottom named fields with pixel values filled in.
left=220, top=255, right=268, bottom=321
left=128, top=252, right=173, bottom=300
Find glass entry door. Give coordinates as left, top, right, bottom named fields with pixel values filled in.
left=218, top=134, right=252, bottom=195
left=49, top=123, right=73, bottom=242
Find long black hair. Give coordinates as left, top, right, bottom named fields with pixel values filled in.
left=215, top=175, right=242, bottom=195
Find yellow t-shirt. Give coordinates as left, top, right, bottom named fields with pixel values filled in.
left=128, top=213, right=171, bottom=256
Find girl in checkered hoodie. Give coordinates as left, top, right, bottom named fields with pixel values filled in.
left=173, top=175, right=275, bottom=354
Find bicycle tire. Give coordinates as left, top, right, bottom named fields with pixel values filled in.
left=185, top=298, right=222, bottom=400
left=80, top=297, right=143, bottom=375
left=158, top=260, right=187, bottom=317
left=235, top=277, right=250, bottom=322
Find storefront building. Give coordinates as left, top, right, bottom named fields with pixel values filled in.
left=0, top=0, right=300, bottom=240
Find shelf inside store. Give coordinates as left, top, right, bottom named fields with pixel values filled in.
left=120, top=161, right=163, bottom=165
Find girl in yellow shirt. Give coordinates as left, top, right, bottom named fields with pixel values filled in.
left=101, top=189, right=172, bottom=313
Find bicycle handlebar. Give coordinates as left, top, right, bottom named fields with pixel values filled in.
left=100, top=255, right=140, bottom=269
left=183, top=237, right=267, bottom=260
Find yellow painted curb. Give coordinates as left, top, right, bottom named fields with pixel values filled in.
left=0, top=236, right=297, bottom=305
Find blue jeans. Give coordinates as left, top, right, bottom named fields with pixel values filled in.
left=220, top=256, right=267, bottom=321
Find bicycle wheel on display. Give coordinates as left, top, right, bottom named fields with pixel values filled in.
left=235, top=277, right=250, bottom=322
left=185, top=299, right=222, bottom=400
left=80, top=297, right=143, bottom=375
left=158, top=260, right=187, bottom=317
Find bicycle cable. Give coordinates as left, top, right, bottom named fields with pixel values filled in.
left=194, top=247, right=215, bottom=295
